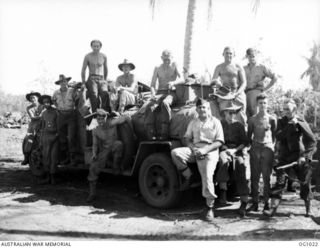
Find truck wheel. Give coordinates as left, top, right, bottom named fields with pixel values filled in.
left=29, top=148, right=45, bottom=176
left=139, top=153, right=182, bottom=209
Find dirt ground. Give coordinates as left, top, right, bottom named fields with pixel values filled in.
left=1, top=127, right=320, bottom=241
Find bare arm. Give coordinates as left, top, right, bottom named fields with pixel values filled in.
left=264, top=74, right=278, bottom=91
left=150, top=67, right=158, bottom=96
left=81, top=55, right=88, bottom=83
left=108, top=115, right=130, bottom=127
left=103, top=54, right=108, bottom=80
left=237, top=64, right=247, bottom=94
left=247, top=118, right=254, bottom=144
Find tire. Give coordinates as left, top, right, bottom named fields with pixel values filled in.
left=139, top=153, right=182, bottom=209
left=29, top=147, right=45, bottom=176
left=117, top=122, right=137, bottom=171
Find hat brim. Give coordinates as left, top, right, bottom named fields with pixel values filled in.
left=55, top=77, right=72, bottom=85
left=118, top=63, right=135, bottom=71
left=26, top=92, right=41, bottom=102
left=221, top=105, right=242, bottom=112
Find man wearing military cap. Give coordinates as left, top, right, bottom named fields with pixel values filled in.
left=171, top=98, right=224, bottom=222
left=264, top=98, right=316, bottom=217
left=86, top=108, right=131, bottom=202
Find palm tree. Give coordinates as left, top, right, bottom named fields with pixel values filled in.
left=301, top=42, right=320, bottom=127
left=149, top=0, right=260, bottom=78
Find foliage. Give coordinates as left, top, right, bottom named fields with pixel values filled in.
left=301, top=42, right=320, bottom=91
left=0, top=86, right=28, bottom=115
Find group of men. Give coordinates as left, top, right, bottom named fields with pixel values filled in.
left=22, top=39, right=317, bottom=223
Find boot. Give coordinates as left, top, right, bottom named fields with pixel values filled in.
left=238, top=201, right=247, bottom=217
left=112, top=156, right=122, bottom=175
left=21, top=154, right=29, bottom=165
left=287, top=179, right=296, bottom=192
left=39, top=173, right=50, bottom=184
left=50, top=173, right=56, bottom=185
left=247, top=202, right=259, bottom=212
left=218, top=189, right=228, bottom=206
left=263, top=198, right=280, bottom=217
left=204, top=207, right=214, bottom=222
left=159, top=123, right=169, bottom=140
left=70, top=153, right=77, bottom=167
left=86, top=181, right=97, bottom=203
left=146, top=125, right=156, bottom=141
left=305, top=200, right=312, bottom=217
left=263, top=202, right=270, bottom=211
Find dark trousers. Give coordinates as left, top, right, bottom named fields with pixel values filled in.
left=57, top=111, right=77, bottom=158
left=86, top=76, right=111, bottom=112
left=41, top=132, right=58, bottom=174
left=274, top=159, right=313, bottom=201
left=144, top=91, right=177, bottom=136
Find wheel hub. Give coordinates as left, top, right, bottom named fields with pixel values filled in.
left=156, top=176, right=165, bottom=187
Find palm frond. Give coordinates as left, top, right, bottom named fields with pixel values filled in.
left=149, top=0, right=156, bottom=20
left=251, top=0, right=260, bottom=16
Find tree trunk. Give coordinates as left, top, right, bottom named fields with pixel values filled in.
left=183, top=0, right=196, bottom=78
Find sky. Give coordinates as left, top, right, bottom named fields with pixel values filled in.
left=0, top=0, right=319, bottom=95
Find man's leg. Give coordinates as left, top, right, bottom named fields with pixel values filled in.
left=246, top=89, right=260, bottom=117
left=118, top=90, right=136, bottom=113
left=57, top=113, right=69, bottom=163
left=159, top=92, right=177, bottom=139
left=296, top=162, right=314, bottom=217
left=196, top=151, right=219, bottom=221
left=144, top=101, right=158, bottom=140
left=216, top=151, right=231, bottom=205
left=66, top=112, right=78, bottom=166
left=86, top=78, right=99, bottom=113
left=171, top=147, right=195, bottom=187
left=40, top=134, right=50, bottom=183
left=98, top=80, right=111, bottom=112
left=248, top=145, right=262, bottom=211
left=234, top=156, right=250, bottom=216
left=261, top=146, right=274, bottom=210
left=87, top=149, right=110, bottom=202
left=111, top=140, right=124, bottom=174
left=49, top=135, right=59, bottom=185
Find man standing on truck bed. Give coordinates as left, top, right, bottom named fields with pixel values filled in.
left=86, top=109, right=130, bottom=203
left=171, top=98, right=224, bottom=222
left=81, top=39, right=111, bottom=113
left=212, top=47, right=247, bottom=125
left=144, top=49, right=182, bottom=140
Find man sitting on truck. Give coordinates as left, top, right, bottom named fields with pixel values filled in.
left=171, top=98, right=224, bottom=222
left=86, top=109, right=130, bottom=203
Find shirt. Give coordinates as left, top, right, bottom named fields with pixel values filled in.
left=276, top=116, right=317, bottom=161
left=248, top=113, right=277, bottom=147
left=52, top=88, right=76, bottom=111
left=184, top=115, right=224, bottom=147
left=151, top=63, right=179, bottom=92
left=41, top=108, right=58, bottom=133
left=244, top=63, right=275, bottom=90
left=220, top=120, right=249, bottom=152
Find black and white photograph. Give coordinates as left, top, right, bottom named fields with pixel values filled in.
left=0, top=0, right=319, bottom=245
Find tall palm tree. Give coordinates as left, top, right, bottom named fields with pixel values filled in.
left=301, top=42, right=320, bottom=91
left=149, top=0, right=260, bottom=78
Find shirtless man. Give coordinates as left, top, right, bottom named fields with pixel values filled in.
left=144, top=50, right=181, bottom=140
left=244, top=48, right=278, bottom=117
left=212, top=47, right=247, bottom=124
left=81, top=40, right=110, bottom=112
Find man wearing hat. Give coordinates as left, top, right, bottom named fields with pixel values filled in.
left=215, top=101, right=250, bottom=216
left=21, top=91, right=44, bottom=165
left=39, top=95, right=59, bottom=185
left=247, top=93, right=277, bottom=212
left=171, top=98, right=224, bottom=222
left=212, top=47, right=247, bottom=125
left=81, top=39, right=111, bottom=113
left=86, top=108, right=131, bottom=202
left=115, top=59, right=138, bottom=114
left=52, top=74, right=78, bottom=166
left=244, top=48, right=278, bottom=117
left=144, top=49, right=182, bottom=140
